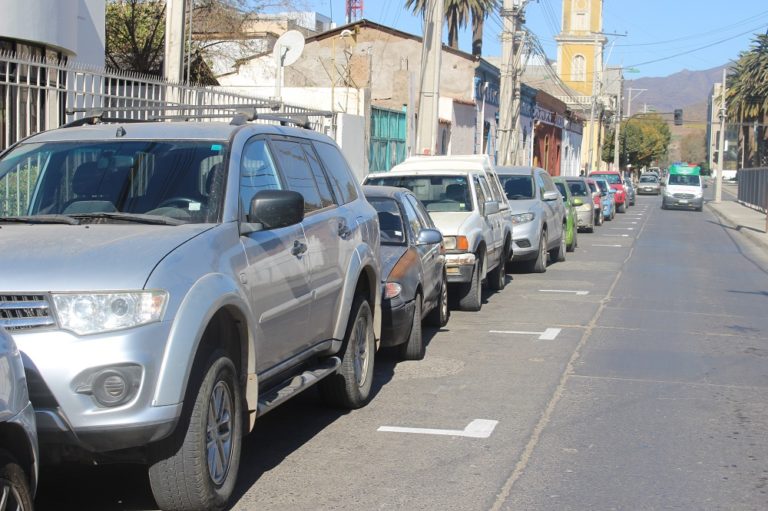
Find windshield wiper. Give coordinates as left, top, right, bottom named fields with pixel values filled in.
left=69, top=212, right=184, bottom=226
left=0, top=215, right=80, bottom=225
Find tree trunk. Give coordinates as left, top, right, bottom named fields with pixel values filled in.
left=472, top=14, right=484, bottom=57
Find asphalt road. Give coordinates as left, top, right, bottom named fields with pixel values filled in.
left=36, top=191, right=768, bottom=511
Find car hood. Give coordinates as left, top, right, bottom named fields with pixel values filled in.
left=380, top=245, right=409, bottom=280
left=429, top=212, right=473, bottom=237
left=0, top=224, right=214, bottom=292
left=507, top=198, right=538, bottom=215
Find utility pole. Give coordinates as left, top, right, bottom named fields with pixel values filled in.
left=498, top=0, right=528, bottom=166
left=415, top=0, right=444, bottom=156
left=715, top=67, right=727, bottom=204
left=613, top=74, right=622, bottom=171
left=164, top=0, right=187, bottom=83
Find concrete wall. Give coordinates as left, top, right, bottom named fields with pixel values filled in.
left=336, top=113, right=368, bottom=180
left=0, top=0, right=105, bottom=66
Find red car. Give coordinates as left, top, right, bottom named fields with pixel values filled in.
left=589, top=171, right=628, bottom=212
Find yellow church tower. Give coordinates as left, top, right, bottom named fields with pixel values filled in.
left=555, top=0, right=606, bottom=171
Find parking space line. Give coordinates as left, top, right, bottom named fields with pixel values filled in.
left=609, top=227, right=635, bottom=230
left=490, top=328, right=562, bottom=340
left=378, top=419, right=499, bottom=438
left=539, top=289, right=589, bottom=296
left=604, top=234, right=630, bottom=237
left=591, top=244, right=624, bottom=247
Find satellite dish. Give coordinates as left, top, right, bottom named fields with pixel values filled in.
left=273, top=30, right=305, bottom=67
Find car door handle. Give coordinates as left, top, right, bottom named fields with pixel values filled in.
left=291, top=240, right=308, bottom=256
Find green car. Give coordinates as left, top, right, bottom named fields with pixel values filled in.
left=552, top=177, right=578, bottom=252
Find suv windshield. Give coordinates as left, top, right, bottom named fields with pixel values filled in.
left=640, top=175, right=659, bottom=183
left=498, top=175, right=534, bottom=200
left=365, top=175, right=473, bottom=212
left=0, top=140, right=228, bottom=224
left=592, top=173, right=621, bottom=184
left=367, top=197, right=406, bottom=245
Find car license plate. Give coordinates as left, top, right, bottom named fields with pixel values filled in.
left=679, top=199, right=688, bottom=204
left=644, top=187, right=652, bottom=191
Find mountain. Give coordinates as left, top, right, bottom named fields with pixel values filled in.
left=624, top=65, right=726, bottom=119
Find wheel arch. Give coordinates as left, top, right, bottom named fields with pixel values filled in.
left=0, top=423, right=36, bottom=493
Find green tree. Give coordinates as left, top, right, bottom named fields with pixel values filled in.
left=603, top=113, right=671, bottom=169
left=680, top=129, right=707, bottom=166
left=405, top=0, right=498, bottom=55
left=726, top=33, right=768, bottom=166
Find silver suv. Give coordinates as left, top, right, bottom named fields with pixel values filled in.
left=0, top=113, right=381, bottom=510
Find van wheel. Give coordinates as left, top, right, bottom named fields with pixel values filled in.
left=399, top=296, right=424, bottom=361
left=149, top=351, right=242, bottom=511
left=457, top=256, right=482, bottom=311
left=0, top=450, right=34, bottom=511
left=320, top=295, right=375, bottom=408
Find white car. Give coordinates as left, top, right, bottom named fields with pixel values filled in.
left=365, top=155, right=513, bottom=311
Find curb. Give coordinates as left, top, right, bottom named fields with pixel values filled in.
left=706, top=202, right=768, bottom=253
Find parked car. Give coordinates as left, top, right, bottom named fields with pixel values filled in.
left=365, top=155, right=513, bottom=311
left=586, top=178, right=604, bottom=227
left=589, top=170, right=628, bottom=212
left=565, top=177, right=596, bottom=233
left=496, top=166, right=567, bottom=273
left=638, top=173, right=661, bottom=195
left=0, top=327, right=38, bottom=511
left=363, top=186, right=448, bottom=360
left=625, top=179, right=636, bottom=206
left=0, top=112, right=382, bottom=511
left=594, top=178, right=617, bottom=220
left=552, top=177, right=578, bottom=252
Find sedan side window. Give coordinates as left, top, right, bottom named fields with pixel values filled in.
left=401, top=195, right=425, bottom=239
left=239, top=138, right=281, bottom=219
left=406, top=194, right=436, bottom=229
left=534, top=173, right=547, bottom=198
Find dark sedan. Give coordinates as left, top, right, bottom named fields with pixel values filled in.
left=364, top=186, right=449, bottom=360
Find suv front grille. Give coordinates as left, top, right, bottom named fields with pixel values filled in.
left=673, top=193, right=695, bottom=199
left=0, top=294, right=56, bottom=331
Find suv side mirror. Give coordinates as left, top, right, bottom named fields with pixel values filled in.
left=242, top=190, right=304, bottom=234
left=417, top=228, right=443, bottom=246
left=484, top=200, right=500, bottom=215
left=542, top=191, right=560, bottom=201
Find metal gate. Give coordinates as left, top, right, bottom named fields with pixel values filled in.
left=369, top=106, right=406, bottom=172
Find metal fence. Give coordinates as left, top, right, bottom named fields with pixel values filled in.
left=737, top=167, right=768, bottom=213
left=0, top=50, right=334, bottom=216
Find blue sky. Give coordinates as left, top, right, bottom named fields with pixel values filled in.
left=297, top=0, right=768, bottom=78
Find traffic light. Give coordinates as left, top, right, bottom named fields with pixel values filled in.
left=674, top=109, right=683, bottom=126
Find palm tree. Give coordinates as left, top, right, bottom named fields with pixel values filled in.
left=727, top=33, right=768, bottom=166
left=405, top=0, right=498, bottom=55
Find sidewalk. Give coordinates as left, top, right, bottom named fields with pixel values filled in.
left=706, top=182, right=768, bottom=252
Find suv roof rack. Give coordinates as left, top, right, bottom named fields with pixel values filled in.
left=64, top=105, right=333, bottom=129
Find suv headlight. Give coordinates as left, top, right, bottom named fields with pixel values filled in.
left=511, top=212, right=535, bottom=225
left=52, top=291, right=168, bottom=335
left=443, top=235, right=469, bottom=251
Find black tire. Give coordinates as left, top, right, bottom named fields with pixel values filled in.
left=529, top=229, right=547, bottom=273
left=399, top=296, right=425, bottom=361
left=550, top=228, right=566, bottom=262
left=319, top=295, right=375, bottom=408
left=568, top=227, right=578, bottom=252
left=618, top=202, right=626, bottom=213
left=425, top=272, right=449, bottom=327
left=149, top=352, right=243, bottom=511
left=0, top=450, right=34, bottom=511
left=595, top=210, right=603, bottom=226
left=457, top=256, right=482, bottom=311
left=488, top=243, right=508, bottom=292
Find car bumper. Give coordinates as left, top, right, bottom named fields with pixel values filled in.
left=638, top=186, right=659, bottom=194
left=575, top=207, right=593, bottom=228
left=445, top=253, right=476, bottom=283
left=15, top=322, right=182, bottom=453
left=379, top=297, right=415, bottom=348
left=663, top=196, right=703, bottom=209
left=511, top=221, right=540, bottom=261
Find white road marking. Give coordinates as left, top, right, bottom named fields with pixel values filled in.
left=604, top=234, right=630, bottom=237
left=539, top=289, right=589, bottom=296
left=378, top=419, right=499, bottom=438
left=609, top=227, right=635, bottom=230
left=490, top=328, right=562, bottom=340
left=592, top=244, right=624, bottom=247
